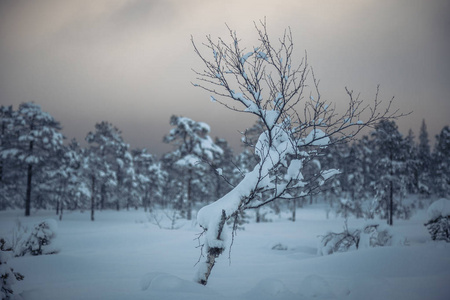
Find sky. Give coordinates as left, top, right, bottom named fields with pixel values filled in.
left=1, top=0, right=449, bottom=156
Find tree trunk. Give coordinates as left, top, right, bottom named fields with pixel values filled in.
left=388, top=152, right=394, bottom=226
left=0, top=155, right=3, bottom=183
left=24, top=139, right=34, bottom=216
left=100, top=184, right=105, bottom=210
left=389, top=180, right=393, bottom=226
left=91, top=175, right=96, bottom=221
left=187, top=171, right=192, bottom=220
left=25, top=163, right=32, bottom=216
left=197, top=210, right=226, bottom=285
left=292, top=199, right=296, bottom=222
left=59, top=201, right=63, bottom=221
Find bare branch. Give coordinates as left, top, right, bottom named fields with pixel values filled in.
left=191, top=21, right=405, bottom=285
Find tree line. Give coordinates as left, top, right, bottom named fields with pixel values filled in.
left=0, top=103, right=449, bottom=222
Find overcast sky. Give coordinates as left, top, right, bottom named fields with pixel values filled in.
left=1, top=0, right=449, bottom=155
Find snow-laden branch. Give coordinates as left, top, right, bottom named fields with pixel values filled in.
left=191, top=20, right=405, bottom=285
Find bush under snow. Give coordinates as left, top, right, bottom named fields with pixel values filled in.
left=318, top=222, right=405, bottom=256
left=14, top=219, right=59, bottom=257
left=1, top=239, right=24, bottom=300
left=424, top=198, right=450, bottom=242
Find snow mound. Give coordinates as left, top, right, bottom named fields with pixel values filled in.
left=14, top=218, right=59, bottom=256
left=243, top=278, right=296, bottom=300
left=299, top=274, right=336, bottom=299
left=427, top=198, right=450, bottom=221
left=140, top=272, right=215, bottom=295
left=346, top=275, right=392, bottom=300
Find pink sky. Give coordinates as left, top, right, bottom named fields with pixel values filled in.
left=1, top=0, right=449, bottom=155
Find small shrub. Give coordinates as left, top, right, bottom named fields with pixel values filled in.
left=318, top=222, right=360, bottom=256
left=14, top=219, right=59, bottom=257
left=424, top=216, right=450, bottom=242
left=359, top=223, right=395, bottom=248
left=1, top=239, right=24, bottom=300
left=424, top=199, right=450, bottom=242
left=318, top=222, right=400, bottom=256
left=271, top=243, right=288, bottom=251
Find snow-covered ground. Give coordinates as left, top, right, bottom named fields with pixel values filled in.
left=1, top=204, right=449, bottom=300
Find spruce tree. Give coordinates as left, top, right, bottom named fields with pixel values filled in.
left=371, top=120, right=410, bottom=225
left=417, top=119, right=432, bottom=194
left=432, top=126, right=450, bottom=198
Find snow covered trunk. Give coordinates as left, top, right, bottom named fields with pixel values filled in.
left=197, top=210, right=226, bottom=285
left=195, top=126, right=300, bottom=284
left=195, top=162, right=262, bottom=285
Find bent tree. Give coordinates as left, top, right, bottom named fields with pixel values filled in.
left=191, top=21, right=402, bottom=285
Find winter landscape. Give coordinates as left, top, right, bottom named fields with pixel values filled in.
left=2, top=84, right=450, bottom=300
left=1, top=202, right=450, bottom=300
left=1, top=2, right=450, bottom=299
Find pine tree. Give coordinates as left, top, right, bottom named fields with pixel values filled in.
left=432, top=126, right=450, bottom=198
left=404, top=129, right=420, bottom=194
left=9, top=103, right=64, bottom=216
left=417, top=119, right=432, bottom=194
left=212, top=138, right=235, bottom=199
left=86, top=121, right=127, bottom=210
left=0, top=106, right=21, bottom=210
left=163, top=116, right=223, bottom=220
left=371, top=120, right=410, bottom=225
left=132, top=149, right=162, bottom=211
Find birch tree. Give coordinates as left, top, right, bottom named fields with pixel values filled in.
left=191, top=21, right=403, bottom=285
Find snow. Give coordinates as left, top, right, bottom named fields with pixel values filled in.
left=1, top=204, right=449, bottom=300
left=240, top=52, right=254, bottom=64
left=322, top=169, right=341, bottom=181
left=286, top=159, right=304, bottom=180
left=256, top=51, right=268, bottom=60
left=264, top=110, right=280, bottom=129
left=426, top=198, right=450, bottom=221
left=301, top=128, right=330, bottom=146
left=176, top=154, right=201, bottom=168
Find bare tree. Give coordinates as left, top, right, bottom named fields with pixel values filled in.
left=191, top=21, right=404, bottom=285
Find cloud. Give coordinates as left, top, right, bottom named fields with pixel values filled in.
left=0, top=0, right=449, bottom=155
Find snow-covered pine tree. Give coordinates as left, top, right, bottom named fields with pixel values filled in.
left=119, top=150, right=137, bottom=210
left=371, top=120, right=411, bottom=225
left=0, top=106, right=21, bottom=210
left=4, top=103, right=64, bottom=216
left=212, top=138, right=236, bottom=199
left=132, top=149, right=167, bottom=211
left=335, top=142, right=366, bottom=218
left=432, top=126, right=450, bottom=198
left=1, top=238, right=24, bottom=300
left=163, top=116, right=223, bottom=220
left=83, top=149, right=107, bottom=221
left=86, top=121, right=129, bottom=211
left=417, top=120, right=432, bottom=195
left=63, top=139, right=91, bottom=213
left=404, top=129, right=419, bottom=194
left=319, top=141, right=344, bottom=218
left=191, top=21, right=403, bottom=284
